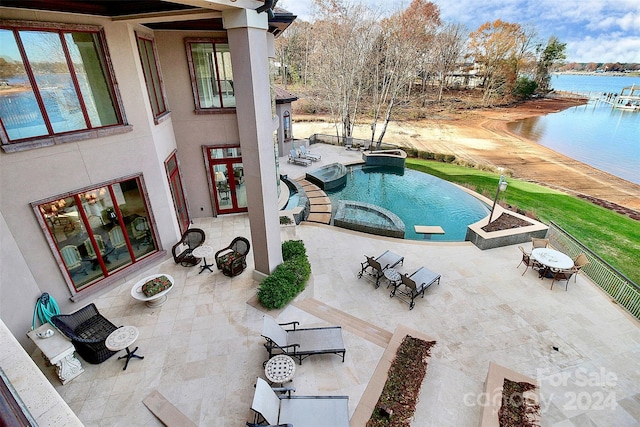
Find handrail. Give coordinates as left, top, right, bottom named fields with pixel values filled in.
left=547, top=221, right=640, bottom=320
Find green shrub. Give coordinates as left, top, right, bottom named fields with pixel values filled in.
left=282, top=239, right=306, bottom=260
left=257, top=240, right=311, bottom=310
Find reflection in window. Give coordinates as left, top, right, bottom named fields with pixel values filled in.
left=283, top=111, right=291, bottom=140
left=0, top=23, right=121, bottom=144
left=36, top=177, right=157, bottom=293
left=186, top=39, right=235, bottom=110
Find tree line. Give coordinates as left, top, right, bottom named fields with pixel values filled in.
left=275, top=0, right=566, bottom=147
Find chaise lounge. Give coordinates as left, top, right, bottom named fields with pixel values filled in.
left=288, top=148, right=311, bottom=166
left=261, top=315, right=346, bottom=365
left=357, top=250, right=404, bottom=288
left=389, top=266, right=441, bottom=310
left=249, top=377, right=349, bottom=427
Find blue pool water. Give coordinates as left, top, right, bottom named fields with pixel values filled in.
left=326, top=165, right=490, bottom=241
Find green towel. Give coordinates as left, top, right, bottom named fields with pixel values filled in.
left=32, top=293, right=60, bottom=330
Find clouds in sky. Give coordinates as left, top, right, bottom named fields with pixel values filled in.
left=277, top=0, right=640, bottom=62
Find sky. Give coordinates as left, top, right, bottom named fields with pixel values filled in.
left=278, top=0, right=640, bottom=63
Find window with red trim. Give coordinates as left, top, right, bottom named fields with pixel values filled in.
left=34, top=177, right=158, bottom=295
left=185, top=38, right=235, bottom=111
left=136, top=33, right=168, bottom=120
left=0, top=21, right=124, bottom=147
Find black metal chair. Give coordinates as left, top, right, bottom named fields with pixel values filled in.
left=215, top=236, right=250, bottom=277
left=51, top=303, right=119, bottom=364
left=171, top=228, right=206, bottom=266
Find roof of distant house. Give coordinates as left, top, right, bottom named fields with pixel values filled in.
left=274, top=86, right=298, bottom=104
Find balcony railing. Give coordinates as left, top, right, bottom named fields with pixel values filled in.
left=547, top=221, right=640, bottom=320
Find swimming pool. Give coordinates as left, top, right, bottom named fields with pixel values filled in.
left=326, top=165, right=490, bottom=241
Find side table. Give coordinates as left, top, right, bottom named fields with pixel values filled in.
left=27, top=323, right=84, bottom=384
left=384, top=268, right=401, bottom=289
left=264, top=354, right=296, bottom=385
left=105, top=326, right=144, bottom=370
left=191, top=245, right=215, bottom=274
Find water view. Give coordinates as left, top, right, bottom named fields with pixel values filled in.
left=507, top=74, right=640, bottom=185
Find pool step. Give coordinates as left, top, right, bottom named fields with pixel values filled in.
left=297, top=179, right=332, bottom=224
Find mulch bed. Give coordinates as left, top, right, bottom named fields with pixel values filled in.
left=498, top=379, right=540, bottom=427
left=367, top=335, right=436, bottom=426
left=482, top=212, right=534, bottom=232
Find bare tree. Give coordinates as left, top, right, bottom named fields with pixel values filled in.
left=308, top=0, right=377, bottom=141
left=431, top=22, right=467, bottom=102
left=370, top=0, right=440, bottom=148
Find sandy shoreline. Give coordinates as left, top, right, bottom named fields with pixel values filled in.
left=294, top=98, right=640, bottom=212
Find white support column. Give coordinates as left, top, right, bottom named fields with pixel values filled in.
left=223, top=9, right=283, bottom=277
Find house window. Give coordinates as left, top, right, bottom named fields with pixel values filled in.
left=34, top=176, right=157, bottom=295
left=136, top=33, right=168, bottom=120
left=283, top=111, right=291, bottom=139
left=0, top=21, right=124, bottom=148
left=185, top=38, right=235, bottom=111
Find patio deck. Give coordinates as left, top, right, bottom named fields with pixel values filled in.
left=28, top=143, right=640, bottom=426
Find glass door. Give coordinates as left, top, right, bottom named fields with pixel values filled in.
left=207, top=146, right=247, bottom=214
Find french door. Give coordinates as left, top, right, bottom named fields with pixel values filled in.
left=207, top=146, right=247, bottom=214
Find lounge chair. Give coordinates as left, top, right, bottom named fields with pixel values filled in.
left=389, top=266, right=441, bottom=310
left=50, top=303, right=119, bottom=364
left=357, top=250, right=404, bottom=288
left=298, top=145, right=321, bottom=161
left=288, top=149, right=311, bottom=166
left=249, top=377, right=349, bottom=427
left=261, top=315, right=346, bottom=365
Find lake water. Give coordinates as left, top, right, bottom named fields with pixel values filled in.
left=507, top=74, right=640, bottom=185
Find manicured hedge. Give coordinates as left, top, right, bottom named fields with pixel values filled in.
left=257, top=240, right=311, bottom=310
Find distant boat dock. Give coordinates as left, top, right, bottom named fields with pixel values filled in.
left=553, top=84, right=640, bottom=111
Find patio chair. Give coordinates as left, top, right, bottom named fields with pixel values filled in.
left=572, top=253, right=589, bottom=282
left=549, top=268, right=574, bottom=291
left=171, top=228, right=205, bottom=266
left=215, top=236, right=250, bottom=277
left=288, top=148, right=311, bottom=166
left=357, top=250, right=404, bottom=288
left=249, top=377, right=349, bottom=427
left=298, top=145, right=321, bottom=162
left=50, top=303, right=119, bottom=364
left=389, top=266, right=441, bottom=310
left=261, top=315, right=346, bottom=365
left=517, top=245, right=542, bottom=275
left=531, top=237, right=549, bottom=249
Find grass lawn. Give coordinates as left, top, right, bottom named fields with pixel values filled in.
left=406, top=159, right=640, bottom=285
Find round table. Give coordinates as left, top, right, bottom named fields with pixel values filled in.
left=105, top=326, right=144, bottom=370
left=264, top=354, right=296, bottom=384
left=191, top=245, right=215, bottom=274
left=531, top=248, right=573, bottom=270
left=384, top=268, right=401, bottom=288
left=131, top=274, right=174, bottom=307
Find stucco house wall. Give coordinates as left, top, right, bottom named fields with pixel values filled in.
left=0, top=9, right=182, bottom=347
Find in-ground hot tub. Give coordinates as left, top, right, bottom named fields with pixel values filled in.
left=306, top=163, right=347, bottom=191
left=333, top=200, right=405, bottom=238
left=362, top=149, right=407, bottom=169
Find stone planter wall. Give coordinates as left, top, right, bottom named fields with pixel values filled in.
left=465, top=206, right=548, bottom=250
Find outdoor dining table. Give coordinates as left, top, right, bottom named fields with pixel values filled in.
left=531, top=248, right=573, bottom=278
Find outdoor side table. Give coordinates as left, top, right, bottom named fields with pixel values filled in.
left=191, top=245, right=215, bottom=274
left=27, top=323, right=84, bottom=384
left=383, top=268, right=401, bottom=289
left=264, top=354, right=296, bottom=385
left=106, top=326, right=144, bottom=370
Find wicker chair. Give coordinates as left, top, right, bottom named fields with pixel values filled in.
left=531, top=237, right=549, bottom=249
left=51, top=303, right=119, bottom=364
left=215, top=236, right=250, bottom=277
left=572, top=253, right=589, bottom=282
left=171, top=228, right=206, bottom=266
